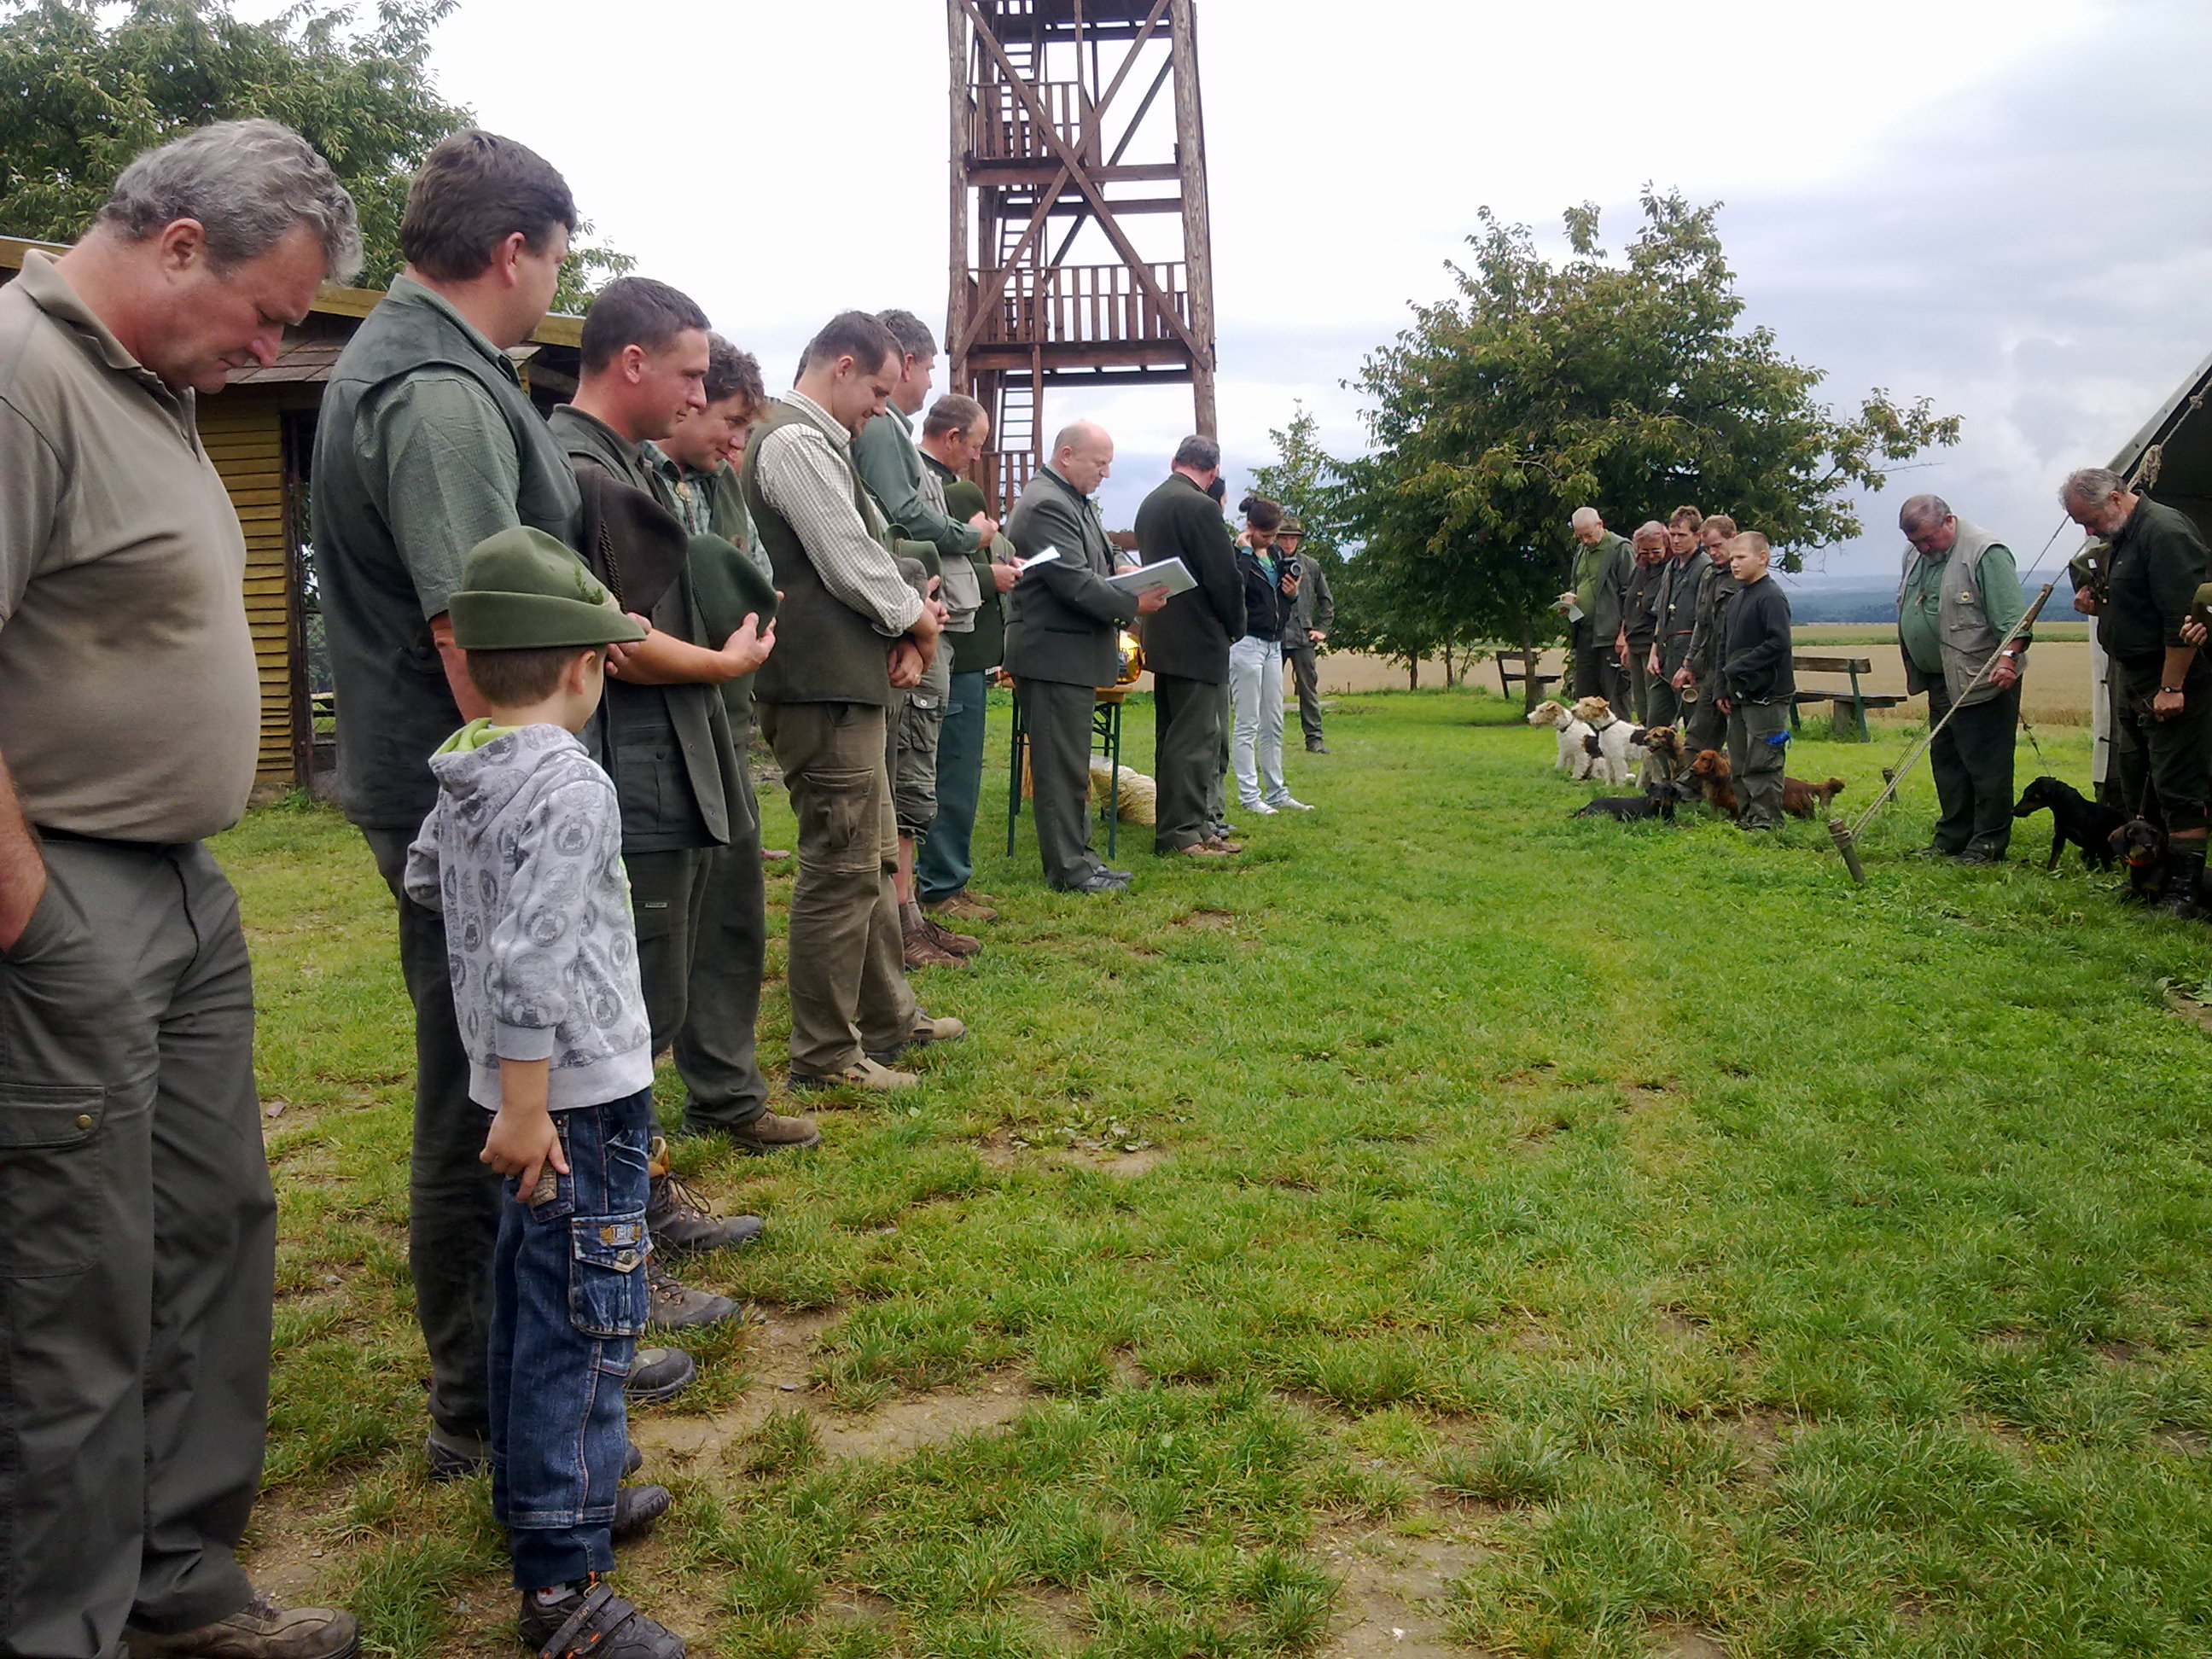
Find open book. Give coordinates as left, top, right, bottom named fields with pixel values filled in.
left=1106, top=556, right=1196, bottom=598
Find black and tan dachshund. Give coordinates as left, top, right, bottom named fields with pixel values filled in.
left=1572, top=777, right=1695, bottom=822
left=2011, top=776, right=2126, bottom=871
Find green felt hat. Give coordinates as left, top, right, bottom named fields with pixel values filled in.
left=448, top=527, right=647, bottom=650
left=943, top=479, right=988, bottom=523
left=1279, top=515, right=1304, bottom=535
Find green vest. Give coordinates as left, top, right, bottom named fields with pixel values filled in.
left=742, top=397, right=895, bottom=707
left=312, top=279, right=581, bottom=830
left=1896, top=520, right=2011, bottom=707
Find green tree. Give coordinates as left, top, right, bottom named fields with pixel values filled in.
left=0, top=0, right=628, bottom=305
left=1346, top=189, right=1960, bottom=667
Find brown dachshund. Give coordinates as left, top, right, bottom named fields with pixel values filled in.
left=1781, top=775, right=1848, bottom=820
left=1689, top=748, right=1738, bottom=818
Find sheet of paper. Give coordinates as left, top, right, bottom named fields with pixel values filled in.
left=1018, top=547, right=1062, bottom=570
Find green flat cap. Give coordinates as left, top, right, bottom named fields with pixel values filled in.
left=448, top=527, right=647, bottom=650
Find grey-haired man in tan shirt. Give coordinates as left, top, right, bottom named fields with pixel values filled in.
left=0, top=123, right=362, bottom=1659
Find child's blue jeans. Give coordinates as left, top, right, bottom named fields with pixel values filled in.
left=487, top=1086, right=652, bottom=1589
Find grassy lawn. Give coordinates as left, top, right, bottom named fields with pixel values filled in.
left=230, top=687, right=2212, bottom=1658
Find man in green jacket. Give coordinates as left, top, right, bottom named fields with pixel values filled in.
left=642, top=335, right=822, bottom=1168
left=317, top=132, right=701, bottom=1474
left=1675, top=514, right=1739, bottom=754
left=1895, top=494, right=2028, bottom=864
left=1279, top=515, right=1336, bottom=752
left=915, top=393, right=1019, bottom=919
left=2065, top=466, right=2212, bottom=913
left=1559, top=507, right=1632, bottom=707
left=853, top=311, right=997, bottom=968
left=1004, top=422, right=1167, bottom=891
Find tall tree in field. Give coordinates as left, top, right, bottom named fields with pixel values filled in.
left=1346, top=190, right=1960, bottom=657
left=0, top=0, right=630, bottom=308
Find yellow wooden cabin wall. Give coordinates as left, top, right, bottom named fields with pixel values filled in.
left=195, top=399, right=295, bottom=790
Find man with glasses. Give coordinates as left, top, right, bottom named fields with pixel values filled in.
left=1896, top=494, right=2026, bottom=864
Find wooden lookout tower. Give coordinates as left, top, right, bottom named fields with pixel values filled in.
left=945, top=0, right=1218, bottom=509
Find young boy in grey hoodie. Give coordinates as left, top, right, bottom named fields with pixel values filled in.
left=403, top=527, right=689, bottom=1657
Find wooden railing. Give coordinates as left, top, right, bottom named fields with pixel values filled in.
left=973, top=262, right=1188, bottom=348
left=971, top=79, right=1087, bottom=162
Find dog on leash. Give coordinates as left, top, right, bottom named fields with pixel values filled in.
left=1689, top=748, right=1739, bottom=818
left=2110, top=815, right=2166, bottom=902
left=1571, top=695, right=1642, bottom=785
left=1573, top=775, right=1697, bottom=822
left=2013, top=776, right=2125, bottom=871
left=1639, top=725, right=1691, bottom=792
left=1528, top=699, right=1599, bottom=779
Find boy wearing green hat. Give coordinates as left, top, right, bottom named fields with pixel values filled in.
left=403, top=527, right=690, bottom=1655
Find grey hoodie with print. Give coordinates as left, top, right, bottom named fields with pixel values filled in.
left=404, top=721, right=654, bottom=1111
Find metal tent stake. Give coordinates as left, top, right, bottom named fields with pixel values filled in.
left=1830, top=579, right=2059, bottom=882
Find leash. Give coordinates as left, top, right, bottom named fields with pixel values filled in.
left=1828, top=579, right=2058, bottom=882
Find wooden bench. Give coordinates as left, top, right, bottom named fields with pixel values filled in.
left=1494, top=649, right=1560, bottom=707
left=1789, top=654, right=1906, bottom=742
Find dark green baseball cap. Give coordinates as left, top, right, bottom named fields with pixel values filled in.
left=448, top=527, right=647, bottom=650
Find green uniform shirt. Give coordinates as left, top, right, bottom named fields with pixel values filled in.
left=2098, top=497, right=2209, bottom=663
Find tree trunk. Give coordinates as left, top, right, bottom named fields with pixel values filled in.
left=1442, top=644, right=1457, bottom=687
left=1406, top=656, right=1419, bottom=690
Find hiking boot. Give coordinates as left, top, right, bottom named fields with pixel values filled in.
left=1307, top=741, right=1330, bottom=754
left=1172, top=841, right=1232, bottom=858
left=865, top=1010, right=967, bottom=1065
left=922, top=915, right=981, bottom=956
left=925, top=889, right=998, bottom=923
left=902, top=911, right=966, bottom=969
left=516, top=1578, right=685, bottom=1658
left=722, top=1109, right=823, bottom=1154
left=124, top=1593, right=358, bottom=1659
left=646, top=1264, right=738, bottom=1330
left=1953, top=848, right=2002, bottom=867
left=624, top=1346, right=696, bottom=1403
left=1202, top=835, right=1244, bottom=853
left=645, top=1141, right=764, bottom=1253
left=2156, top=846, right=2207, bottom=919
left=789, top=1058, right=917, bottom=1092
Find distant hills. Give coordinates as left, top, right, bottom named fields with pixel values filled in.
left=1774, top=574, right=1898, bottom=624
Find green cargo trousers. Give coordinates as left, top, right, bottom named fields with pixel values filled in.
left=760, top=701, right=918, bottom=1076
left=674, top=764, right=770, bottom=1134
left=1726, top=700, right=1792, bottom=830
left=0, top=838, right=271, bottom=1656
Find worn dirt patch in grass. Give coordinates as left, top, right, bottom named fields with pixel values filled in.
left=976, top=1128, right=1171, bottom=1179
left=239, top=1493, right=352, bottom=1612
left=1318, top=1524, right=1495, bottom=1659
left=1173, top=906, right=1237, bottom=929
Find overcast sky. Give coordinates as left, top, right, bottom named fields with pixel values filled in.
left=382, top=0, right=2210, bottom=579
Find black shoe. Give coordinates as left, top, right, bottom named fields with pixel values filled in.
left=1307, top=741, right=1329, bottom=753
left=1059, top=870, right=1130, bottom=894
left=516, top=1578, right=686, bottom=1658
left=1912, top=844, right=1959, bottom=860
left=624, top=1346, right=696, bottom=1403
left=1954, top=848, right=2002, bottom=866
left=2155, top=847, right=2208, bottom=918
left=425, top=1427, right=490, bottom=1482
left=610, top=1483, right=672, bottom=1543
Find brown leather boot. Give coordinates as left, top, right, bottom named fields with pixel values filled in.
left=902, top=905, right=966, bottom=969
left=925, top=888, right=999, bottom=922
left=124, top=1594, right=358, bottom=1659
left=921, top=914, right=981, bottom=957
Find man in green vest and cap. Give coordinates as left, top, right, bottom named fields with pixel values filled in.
left=317, top=132, right=700, bottom=1481
left=1895, top=494, right=2028, bottom=865
left=915, top=393, right=1019, bottom=920
left=1559, top=506, right=1633, bottom=707
left=745, top=311, right=965, bottom=1089
left=854, top=311, right=998, bottom=969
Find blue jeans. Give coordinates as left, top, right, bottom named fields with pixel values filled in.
left=488, top=1086, right=652, bottom=1589
left=917, top=669, right=988, bottom=903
